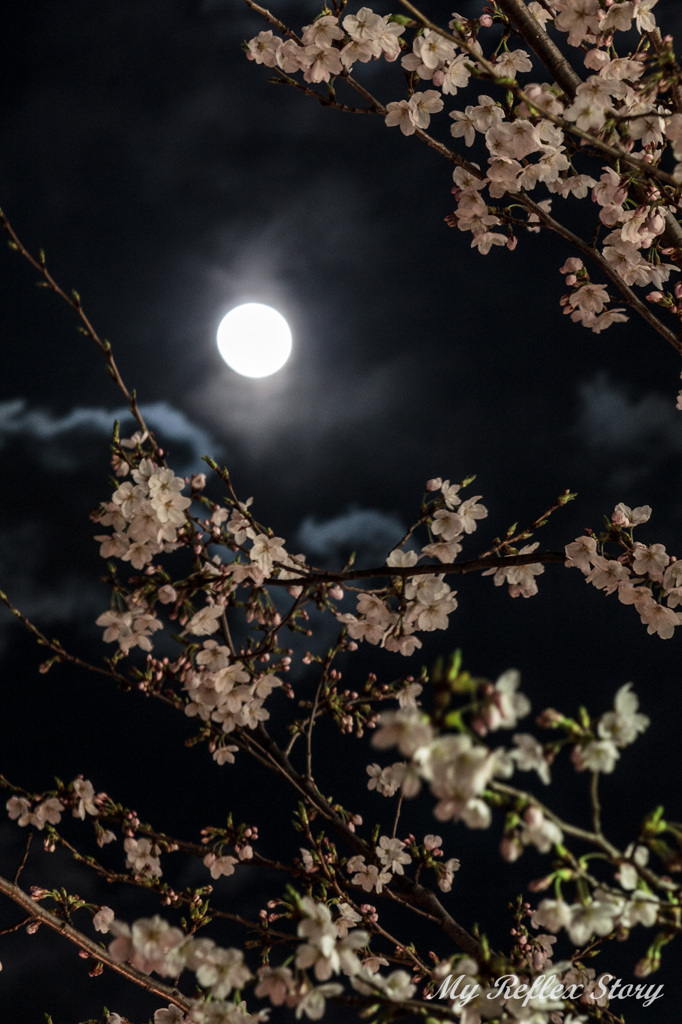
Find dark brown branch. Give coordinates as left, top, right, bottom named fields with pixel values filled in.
left=497, top=0, right=581, bottom=98
left=265, top=550, right=567, bottom=587
left=0, top=874, right=193, bottom=1012
left=253, top=726, right=482, bottom=958
left=517, top=194, right=682, bottom=354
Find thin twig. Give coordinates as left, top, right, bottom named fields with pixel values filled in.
left=0, top=209, right=163, bottom=459
left=13, top=832, right=33, bottom=885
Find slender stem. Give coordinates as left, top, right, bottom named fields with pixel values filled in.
left=391, top=792, right=404, bottom=840
left=0, top=209, right=162, bottom=459
left=13, top=832, right=33, bottom=885
left=0, top=589, right=130, bottom=685
left=306, top=679, right=323, bottom=780
left=590, top=771, right=603, bottom=837
left=491, top=780, right=620, bottom=858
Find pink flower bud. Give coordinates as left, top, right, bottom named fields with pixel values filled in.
left=500, top=836, right=522, bottom=862
left=523, top=806, right=543, bottom=827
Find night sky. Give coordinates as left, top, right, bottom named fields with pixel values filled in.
left=1, top=1, right=682, bottom=1021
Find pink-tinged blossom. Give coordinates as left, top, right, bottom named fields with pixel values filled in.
left=366, top=762, right=401, bottom=797
left=335, top=903, right=362, bottom=939
left=572, top=739, right=620, bottom=773
left=440, top=55, right=472, bottom=95
left=572, top=282, right=609, bottom=315
left=635, top=0, right=659, bottom=32
left=533, top=898, right=572, bottom=933
left=94, top=532, right=130, bottom=559
left=346, top=857, right=391, bottom=894
left=93, top=906, right=115, bottom=933
left=431, top=509, right=464, bottom=542
left=124, top=836, right=162, bottom=877
left=386, top=548, right=418, bottom=568
left=277, top=39, right=312, bottom=74
left=421, top=539, right=463, bottom=563
left=602, top=2, right=636, bottom=32
left=194, top=945, right=251, bottom=998
left=588, top=307, right=629, bottom=333
left=484, top=542, right=545, bottom=597
left=340, top=39, right=375, bottom=67
left=376, top=835, right=411, bottom=874
left=551, top=173, right=597, bottom=199
left=458, top=495, right=488, bottom=533
left=6, top=796, right=33, bottom=827
left=301, top=15, right=344, bottom=47
left=343, top=7, right=383, bottom=42
left=157, top=584, right=178, bottom=605
left=493, top=49, right=532, bottom=76
left=565, top=535, right=597, bottom=573
left=511, top=733, right=551, bottom=784
left=585, top=556, right=631, bottom=593
left=72, top=778, right=98, bottom=819
left=408, top=90, right=443, bottom=130
left=246, top=31, right=281, bottom=67
left=638, top=599, right=679, bottom=639
left=598, top=683, right=649, bottom=747
left=372, top=709, right=434, bottom=758
left=255, top=964, right=298, bottom=1007
left=303, top=44, right=343, bottom=84
left=449, top=107, right=477, bottom=146
left=436, top=857, right=461, bottom=892
left=554, top=0, right=602, bottom=47
left=34, top=797, right=63, bottom=829
left=154, top=1008, right=186, bottom=1024
left=186, top=604, right=224, bottom=637
left=632, top=542, right=668, bottom=580
left=486, top=119, right=541, bottom=161
left=491, top=669, right=531, bottom=729
left=203, top=853, right=238, bottom=879
left=295, top=982, right=344, bottom=1020
left=519, top=806, right=563, bottom=853
left=250, top=534, right=288, bottom=576
left=471, top=230, right=508, bottom=254
left=566, top=900, right=621, bottom=946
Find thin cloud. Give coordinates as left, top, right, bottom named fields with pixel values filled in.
left=296, top=507, right=406, bottom=569
left=573, top=372, right=682, bottom=488
left=0, top=399, right=222, bottom=477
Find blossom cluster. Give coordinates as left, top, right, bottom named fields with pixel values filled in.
left=6, top=777, right=99, bottom=831
left=566, top=502, right=682, bottom=638
left=337, top=478, right=489, bottom=654
left=246, top=1, right=682, bottom=341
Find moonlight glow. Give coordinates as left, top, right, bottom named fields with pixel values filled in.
left=217, top=303, right=292, bottom=378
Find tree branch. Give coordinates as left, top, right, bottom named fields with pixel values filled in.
left=496, top=0, right=581, bottom=99
left=0, top=874, right=193, bottom=1012
left=0, top=209, right=163, bottom=460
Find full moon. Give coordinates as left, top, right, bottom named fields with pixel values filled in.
left=217, top=303, right=292, bottom=378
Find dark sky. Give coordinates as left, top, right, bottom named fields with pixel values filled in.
left=1, top=1, right=682, bottom=1021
